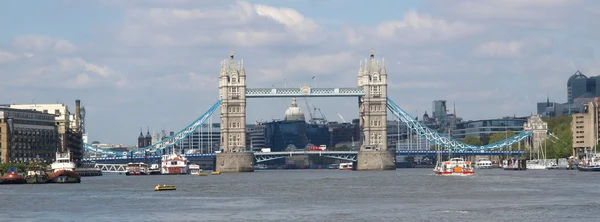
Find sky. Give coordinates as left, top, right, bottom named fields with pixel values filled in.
left=0, top=0, right=598, bottom=145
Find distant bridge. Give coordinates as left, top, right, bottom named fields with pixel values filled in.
left=84, top=150, right=524, bottom=164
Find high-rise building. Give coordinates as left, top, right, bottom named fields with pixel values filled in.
left=571, top=98, right=600, bottom=159
left=567, top=70, right=600, bottom=104
left=0, top=107, right=60, bottom=164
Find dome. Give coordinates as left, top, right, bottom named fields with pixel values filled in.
left=284, top=97, right=305, bottom=121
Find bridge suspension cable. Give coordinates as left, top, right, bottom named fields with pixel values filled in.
left=84, top=100, right=222, bottom=157
left=386, top=97, right=533, bottom=151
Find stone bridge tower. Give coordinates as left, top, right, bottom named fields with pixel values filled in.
left=356, top=49, right=395, bottom=170
left=217, top=52, right=254, bottom=172
left=523, top=114, right=548, bottom=158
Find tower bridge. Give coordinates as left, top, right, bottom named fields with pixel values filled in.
left=84, top=49, right=541, bottom=172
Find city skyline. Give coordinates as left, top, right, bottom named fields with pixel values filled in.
left=0, top=0, right=598, bottom=144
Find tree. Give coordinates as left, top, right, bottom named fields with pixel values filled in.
left=461, top=136, right=482, bottom=146
left=542, top=116, right=573, bottom=159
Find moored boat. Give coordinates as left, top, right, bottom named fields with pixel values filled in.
left=434, top=157, right=474, bottom=176
left=125, top=162, right=150, bottom=176
left=474, top=159, right=493, bottom=169
left=339, top=162, right=353, bottom=170
left=577, top=152, right=600, bottom=172
left=189, top=164, right=201, bottom=175
left=47, top=151, right=81, bottom=183
left=155, top=184, right=176, bottom=191
left=25, top=164, right=48, bottom=184
left=148, top=164, right=161, bottom=175
left=0, top=167, right=27, bottom=184
left=161, top=147, right=189, bottom=175
left=254, top=164, right=268, bottom=170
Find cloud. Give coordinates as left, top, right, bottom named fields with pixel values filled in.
left=0, top=51, right=20, bottom=64
left=1, top=0, right=597, bottom=144
left=354, top=9, right=484, bottom=46
left=12, top=35, right=77, bottom=53
left=117, top=1, right=322, bottom=47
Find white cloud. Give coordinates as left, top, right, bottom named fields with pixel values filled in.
left=117, top=1, right=321, bottom=47
left=367, top=9, right=483, bottom=45
left=0, top=51, right=20, bottom=64
left=2, top=0, right=597, bottom=144
left=12, top=35, right=77, bottom=53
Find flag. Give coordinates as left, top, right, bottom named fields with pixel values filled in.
left=312, top=76, right=316, bottom=80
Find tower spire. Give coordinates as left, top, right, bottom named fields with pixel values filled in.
left=370, top=48, right=374, bottom=58
left=230, top=49, right=234, bottom=60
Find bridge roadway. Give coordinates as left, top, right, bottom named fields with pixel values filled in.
left=85, top=150, right=524, bottom=164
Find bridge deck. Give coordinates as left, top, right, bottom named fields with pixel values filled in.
left=245, top=87, right=364, bottom=98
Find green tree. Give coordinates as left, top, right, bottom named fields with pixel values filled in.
left=542, top=116, right=573, bottom=159
left=461, top=136, right=482, bottom=146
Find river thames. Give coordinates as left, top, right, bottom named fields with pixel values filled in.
left=0, top=169, right=598, bottom=222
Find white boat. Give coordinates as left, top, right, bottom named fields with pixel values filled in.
left=434, top=157, right=474, bottom=176
left=47, top=151, right=81, bottom=183
left=526, top=159, right=548, bottom=170
left=474, top=159, right=493, bottom=169
left=254, top=164, right=268, bottom=170
left=188, top=164, right=201, bottom=175
left=161, top=152, right=189, bottom=175
left=148, top=164, right=161, bottom=175
left=339, top=162, right=353, bottom=170
left=125, top=162, right=150, bottom=175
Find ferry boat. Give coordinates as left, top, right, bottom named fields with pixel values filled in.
left=125, top=162, right=150, bottom=176
left=434, top=157, right=474, bottom=176
left=161, top=152, right=189, bottom=175
left=474, top=159, right=493, bottom=169
left=47, top=151, right=81, bottom=183
left=0, top=167, right=27, bottom=184
left=25, top=163, right=48, bottom=184
left=339, top=162, right=353, bottom=170
left=502, top=159, right=526, bottom=170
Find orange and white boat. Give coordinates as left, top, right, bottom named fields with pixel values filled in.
left=434, top=157, right=474, bottom=176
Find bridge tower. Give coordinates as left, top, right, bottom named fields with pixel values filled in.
left=216, top=51, right=255, bottom=172
left=356, top=49, right=396, bottom=170
left=523, top=114, right=548, bottom=158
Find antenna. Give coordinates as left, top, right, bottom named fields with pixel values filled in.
left=570, top=60, right=577, bottom=71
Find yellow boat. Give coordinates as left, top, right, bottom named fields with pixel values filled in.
left=211, top=171, right=221, bottom=175
left=154, top=184, right=176, bottom=191
left=197, top=172, right=209, bottom=176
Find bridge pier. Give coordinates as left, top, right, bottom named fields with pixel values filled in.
left=356, top=150, right=396, bottom=171
left=215, top=152, right=255, bottom=173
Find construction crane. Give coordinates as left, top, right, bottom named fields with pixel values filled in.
left=337, top=113, right=347, bottom=123
left=303, top=97, right=328, bottom=125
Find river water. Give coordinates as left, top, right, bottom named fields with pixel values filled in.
left=1, top=169, right=599, bottom=222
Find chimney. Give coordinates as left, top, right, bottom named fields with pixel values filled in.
left=75, top=99, right=81, bottom=133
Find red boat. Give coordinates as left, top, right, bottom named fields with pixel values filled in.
left=0, top=168, right=27, bottom=184
left=46, top=151, right=81, bottom=183
left=47, top=170, right=81, bottom=183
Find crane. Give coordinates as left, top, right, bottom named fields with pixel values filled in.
left=337, top=113, right=347, bottom=123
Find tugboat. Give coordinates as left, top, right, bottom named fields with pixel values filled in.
left=25, top=163, right=48, bottom=184
left=47, top=151, right=81, bottom=183
left=434, top=157, right=475, bottom=176
left=0, top=167, right=27, bottom=184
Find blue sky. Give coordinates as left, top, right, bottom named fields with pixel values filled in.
left=0, top=0, right=598, bottom=145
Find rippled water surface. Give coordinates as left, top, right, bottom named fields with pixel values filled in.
left=1, top=169, right=599, bottom=221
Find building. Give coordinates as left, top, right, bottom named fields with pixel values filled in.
left=0, top=107, right=60, bottom=163
left=8, top=100, right=84, bottom=166
left=177, top=123, right=220, bottom=154
left=452, top=116, right=528, bottom=144
left=537, top=97, right=586, bottom=118
left=567, top=70, right=600, bottom=104
left=263, top=98, right=330, bottom=152
left=571, top=98, right=600, bottom=159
